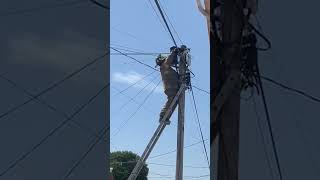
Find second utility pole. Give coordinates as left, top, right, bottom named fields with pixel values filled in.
left=176, top=46, right=187, bottom=180
left=218, top=0, right=244, bottom=180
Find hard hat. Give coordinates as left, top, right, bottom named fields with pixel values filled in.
left=180, top=45, right=187, bottom=49
left=155, top=54, right=165, bottom=66
left=170, top=46, right=177, bottom=52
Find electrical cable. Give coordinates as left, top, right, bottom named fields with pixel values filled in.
left=112, top=73, right=159, bottom=114
left=111, top=86, right=159, bottom=116
left=88, top=0, right=109, bottom=10
left=0, top=74, right=108, bottom=143
left=147, top=162, right=208, bottom=169
left=157, top=0, right=184, bottom=45
left=112, top=79, right=161, bottom=138
left=118, top=161, right=208, bottom=169
left=191, top=85, right=210, bottom=95
left=146, top=0, right=174, bottom=44
left=148, top=139, right=209, bottom=159
left=153, top=0, right=178, bottom=46
left=63, top=124, right=109, bottom=180
left=112, top=70, right=157, bottom=97
left=189, top=87, right=210, bottom=168
left=256, top=66, right=283, bottom=180
left=110, top=44, right=146, bottom=53
left=260, top=75, right=320, bottom=103
left=111, top=47, right=207, bottom=94
left=0, top=84, right=108, bottom=177
left=110, top=47, right=159, bottom=71
left=111, top=52, right=167, bottom=56
left=252, top=97, right=276, bottom=180
left=0, top=52, right=108, bottom=121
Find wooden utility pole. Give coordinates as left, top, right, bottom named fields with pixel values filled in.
left=211, top=0, right=244, bottom=180
left=175, top=46, right=187, bottom=180
left=128, top=47, right=189, bottom=180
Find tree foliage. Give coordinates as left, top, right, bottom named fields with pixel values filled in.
left=110, top=151, right=149, bottom=180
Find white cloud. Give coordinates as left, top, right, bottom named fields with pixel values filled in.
left=112, top=71, right=163, bottom=93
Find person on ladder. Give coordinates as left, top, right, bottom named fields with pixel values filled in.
left=155, top=46, right=180, bottom=125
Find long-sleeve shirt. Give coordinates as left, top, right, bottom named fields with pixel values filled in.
left=160, top=52, right=179, bottom=94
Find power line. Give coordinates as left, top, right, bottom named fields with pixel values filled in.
left=111, top=47, right=208, bottom=94
left=0, top=74, right=108, bottom=143
left=110, top=44, right=150, bottom=54
left=115, top=161, right=208, bottom=169
left=256, top=67, right=283, bottom=180
left=63, top=124, right=109, bottom=180
left=191, top=85, right=210, bottom=95
left=146, top=0, right=173, bottom=43
left=148, top=174, right=210, bottom=179
left=89, top=0, right=109, bottom=10
left=147, top=162, right=208, bottom=169
left=252, top=97, right=275, bottom=180
left=112, top=70, right=157, bottom=97
left=260, top=75, right=320, bottom=103
left=157, top=0, right=183, bottom=45
left=110, top=47, right=159, bottom=71
left=153, top=0, right=178, bottom=46
left=111, top=86, right=159, bottom=116
left=111, top=52, right=168, bottom=56
left=112, top=79, right=161, bottom=137
left=189, top=87, right=210, bottom=168
left=0, top=84, right=108, bottom=177
left=0, top=52, right=108, bottom=121
left=112, top=73, right=159, bottom=115
left=0, top=0, right=89, bottom=17
left=149, top=139, right=209, bottom=159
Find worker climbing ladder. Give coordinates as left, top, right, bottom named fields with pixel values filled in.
left=128, top=46, right=191, bottom=180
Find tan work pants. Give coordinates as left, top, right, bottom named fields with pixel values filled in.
left=159, top=88, right=179, bottom=122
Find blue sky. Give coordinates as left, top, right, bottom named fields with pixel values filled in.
left=110, top=0, right=210, bottom=179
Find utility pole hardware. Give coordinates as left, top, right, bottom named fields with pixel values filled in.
left=211, top=0, right=245, bottom=180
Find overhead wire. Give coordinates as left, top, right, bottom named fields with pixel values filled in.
left=189, top=87, right=210, bottom=168
left=0, top=83, right=108, bottom=177
left=110, top=44, right=151, bottom=54
left=147, top=162, right=208, bottom=169
left=111, top=47, right=208, bottom=95
left=111, top=52, right=168, bottom=56
left=112, top=73, right=159, bottom=115
left=149, top=139, right=209, bottom=159
left=153, top=0, right=178, bottom=46
left=112, top=70, right=157, bottom=97
left=252, top=97, right=275, bottom=180
left=191, top=85, right=210, bottom=95
left=88, top=0, right=109, bottom=10
left=117, top=161, right=208, bottom=169
left=0, top=52, right=108, bottom=121
left=0, top=74, right=108, bottom=143
left=111, top=86, right=159, bottom=116
left=63, top=124, right=109, bottom=180
left=111, top=79, right=162, bottom=138
left=260, top=75, right=320, bottom=103
left=157, top=0, right=184, bottom=45
left=146, top=0, right=174, bottom=43
left=256, top=66, right=283, bottom=180
left=110, top=47, right=159, bottom=71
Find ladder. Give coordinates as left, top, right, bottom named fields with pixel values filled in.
left=127, top=84, right=186, bottom=180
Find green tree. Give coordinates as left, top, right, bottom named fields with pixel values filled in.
left=110, top=151, right=149, bottom=180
